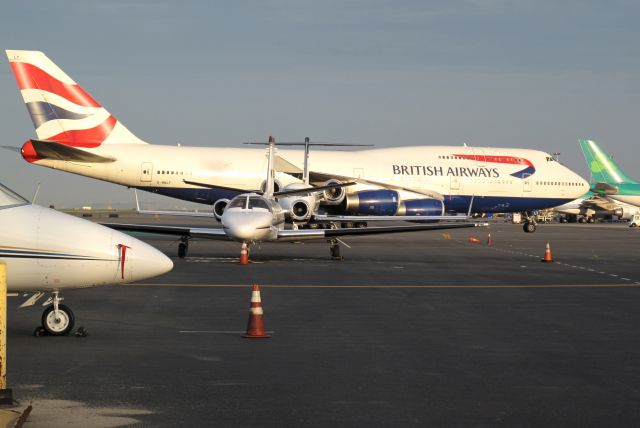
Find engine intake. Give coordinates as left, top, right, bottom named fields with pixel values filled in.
left=322, top=179, right=346, bottom=205
left=212, top=198, right=230, bottom=221
left=290, top=200, right=311, bottom=221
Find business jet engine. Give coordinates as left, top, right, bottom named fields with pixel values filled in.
left=341, top=189, right=444, bottom=216
left=277, top=183, right=321, bottom=222
left=322, top=179, right=347, bottom=205
left=212, top=198, right=230, bottom=221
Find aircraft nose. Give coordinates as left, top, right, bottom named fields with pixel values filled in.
left=120, top=237, right=173, bottom=282
left=222, top=212, right=271, bottom=241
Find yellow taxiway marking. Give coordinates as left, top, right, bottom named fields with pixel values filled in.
left=130, top=283, right=640, bottom=289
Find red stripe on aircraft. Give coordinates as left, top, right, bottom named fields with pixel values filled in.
left=10, top=62, right=101, bottom=108
left=453, top=154, right=533, bottom=167
left=46, top=115, right=117, bottom=148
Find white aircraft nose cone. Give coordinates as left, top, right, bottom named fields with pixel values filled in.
left=122, top=237, right=173, bottom=282
left=222, top=211, right=272, bottom=241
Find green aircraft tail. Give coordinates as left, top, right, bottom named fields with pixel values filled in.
left=579, top=139, right=638, bottom=184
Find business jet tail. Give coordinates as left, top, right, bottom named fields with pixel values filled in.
left=6, top=50, right=147, bottom=148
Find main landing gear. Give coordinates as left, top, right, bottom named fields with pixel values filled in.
left=39, top=291, right=75, bottom=336
left=522, top=211, right=538, bottom=233
left=178, top=236, right=189, bottom=258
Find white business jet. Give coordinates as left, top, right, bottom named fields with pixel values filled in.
left=0, top=182, right=173, bottom=335
left=102, top=137, right=487, bottom=260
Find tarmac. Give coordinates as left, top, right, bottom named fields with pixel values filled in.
left=5, top=220, right=640, bottom=427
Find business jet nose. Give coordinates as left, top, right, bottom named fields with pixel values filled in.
left=119, top=236, right=173, bottom=282
left=222, top=212, right=272, bottom=241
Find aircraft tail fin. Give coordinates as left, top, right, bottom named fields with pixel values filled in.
left=6, top=50, right=147, bottom=148
left=579, top=139, right=638, bottom=184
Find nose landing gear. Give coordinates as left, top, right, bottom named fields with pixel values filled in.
left=40, top=291, right=75, bottom=336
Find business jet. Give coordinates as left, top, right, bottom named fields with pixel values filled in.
left=104, top=137, right=487, bottom=260
left=0, top=181, right=173, bottom=335
left=579, top=139, right=640, bottom=207
left=6, top=50, right=589, bottom=234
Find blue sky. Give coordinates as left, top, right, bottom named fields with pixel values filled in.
left=1, top=1, right=639, bottom=207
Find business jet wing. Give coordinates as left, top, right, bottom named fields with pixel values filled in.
left=276, top=221, right=487, bottom=242
left=100, top=223, right=230, bottom=240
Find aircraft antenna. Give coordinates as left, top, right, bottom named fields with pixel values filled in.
left=32, top=183, right=41, bottom=204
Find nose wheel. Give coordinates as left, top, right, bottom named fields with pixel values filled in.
left=40, top=292, right=75, bottom=336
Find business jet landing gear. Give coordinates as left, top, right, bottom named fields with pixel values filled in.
left=329, top=239, right=342, bottom=260
left=178, top=236, right=189, bottom=258
left=40, top=291, right=75, bottom=336
left=522, top=212, right=537, bottom=233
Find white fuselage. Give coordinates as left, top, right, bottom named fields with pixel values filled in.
left=0, top=203, right=173, bottom=291
left=27, top=144, right=590, bottom=213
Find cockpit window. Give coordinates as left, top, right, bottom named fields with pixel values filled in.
left=0, top=183, right=29, bottom=208
left=227, top=197, right=247, bottom=209
left=248, top=197, right=270, bottom=210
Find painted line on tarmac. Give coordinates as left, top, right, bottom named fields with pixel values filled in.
left=462, top=239, right=639, bottom=285
left=132, top=283, right=640, bottom=289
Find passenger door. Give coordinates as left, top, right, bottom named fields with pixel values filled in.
left=140, top=162, right=153, bottom=183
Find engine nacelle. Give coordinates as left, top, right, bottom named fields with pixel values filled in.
left=397, top=199, right=444, bottom=216
left=212, top=198, right=230, bottom=221
left=343, top=189, right=400, bottom=215
left=340, top=190, right=444, bottom=217
left=322, top=179, right=347, bottom=205
left=278, top=183, right=320, bottom=222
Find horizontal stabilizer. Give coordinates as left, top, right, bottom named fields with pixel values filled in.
left=30, top=139, right=116, bottom=163
left=593, top=182, right=619, bottom=195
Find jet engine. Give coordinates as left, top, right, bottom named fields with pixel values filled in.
left=277, top=183, right=320, bottom=222
left=212, top=198, right=230, bottom=221
left=341, top=189, right=444, bottom=216
left=322, top=179, right=347, bottom=205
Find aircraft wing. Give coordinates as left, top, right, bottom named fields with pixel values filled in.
left=307, top=171, right=444, bottom=201
left=100, top=223, right=229, bottom=240
left=582, top=195, right=620, bottom=211
left=276, top=221, right=487, bottom=242
left=313, top=214, right=472, bottom=222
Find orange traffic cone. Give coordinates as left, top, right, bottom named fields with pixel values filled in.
left=243, top=284, right=271, bottom=339
left=541, top=241, right=553, bottom=263
left=468, top=237, right=480, bottom=244
left=239, top=242, right=249, bottom=265
left=487, top=233, right=492, bottom=246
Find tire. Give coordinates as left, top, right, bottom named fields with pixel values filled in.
left=41, top=304, right=75, bottom=336
left=178, top=243, right=187, bottom=258
left=578, top=217, right=586, bottom=224
left=587, top=217, right=595, bottom=224
left=523, top=222, right=537, bottom=233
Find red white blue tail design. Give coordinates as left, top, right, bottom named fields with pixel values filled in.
left=6, top=50, right=146, bottom=148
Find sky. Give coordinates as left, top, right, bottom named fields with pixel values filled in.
left=1, top=0, right=639, bottom=208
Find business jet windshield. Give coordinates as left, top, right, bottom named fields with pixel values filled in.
left=227, top=195, right=272, bottom=211
left=0, top=183, right=28, bottom=208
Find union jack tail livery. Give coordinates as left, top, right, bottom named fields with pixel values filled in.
left=6, top=50, right=146, bottom=148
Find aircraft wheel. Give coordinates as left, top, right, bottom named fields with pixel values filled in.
left=578, top=217, right=586, bottom=224
left=178, top=243, right=187, bottom=258
left=587, top=217, right=595, bottom=224
left=523, top=222, right=537, bottom=233
left=41, top=304, right=75, bottom=336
